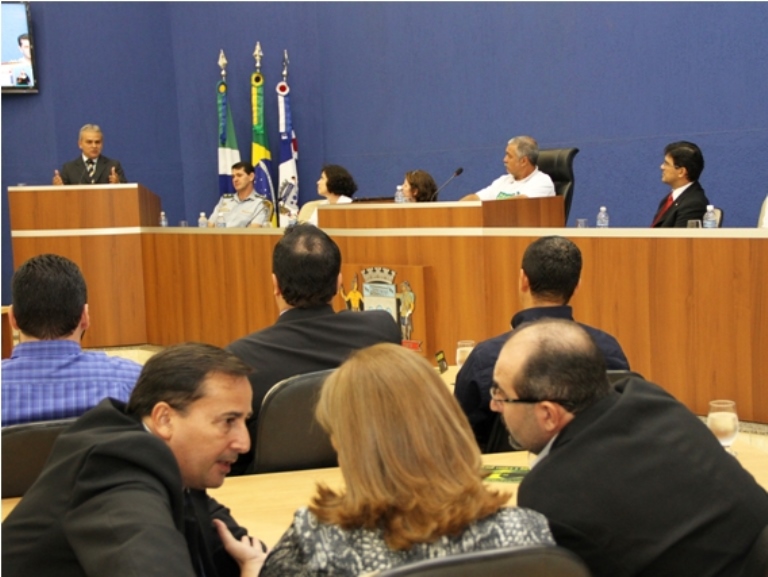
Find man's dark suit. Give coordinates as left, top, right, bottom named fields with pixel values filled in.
left=652, top=181, right=710, bottom=227
left=454, top=305, right=630, bottom=450
left=1, top=399, right=247, bottom=577
left=227, top=304, right=401, bottom=474
left=59, top=155, right=127, bottom=185
left=517, top=377, right=768, bottom=577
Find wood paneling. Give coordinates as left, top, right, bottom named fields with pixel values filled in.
left=9, top=216, right=767, bottom=422
left=317, top=197, right=564, bottom=229
left=140, top=231, right=768, bottom=423
left=11, top=235, right=148, bottom=347
left=8, top=184, right=161, bottom=229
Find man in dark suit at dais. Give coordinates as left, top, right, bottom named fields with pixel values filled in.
left=52, top=123, right=127, bottom=185
left=227, top=223, right=401, bottom=475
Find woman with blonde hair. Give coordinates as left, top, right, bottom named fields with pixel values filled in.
left=259, top=343, right=553, bottom=576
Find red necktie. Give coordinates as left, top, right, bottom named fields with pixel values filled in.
left=651, top=193, right=674, bottom=227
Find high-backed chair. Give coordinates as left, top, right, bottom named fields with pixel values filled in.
left=2, top=418, right=76, bottom=498
left=537, top=148, right=579, bottom=222
left=759, top=194, right=768, bottom=228
left=377, top=545, right=591, bottom=577
left=713, top=207, right=724, bottom=228
left=606, top=369, right=644, bottom=385
left=743, top=525, right=768, bottom=577
left=297, top=200, right=324, bottom=224
left=249, top=369, right=337, bottom=474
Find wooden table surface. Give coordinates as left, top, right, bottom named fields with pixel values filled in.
left=5, top=439, right=766, bottom=548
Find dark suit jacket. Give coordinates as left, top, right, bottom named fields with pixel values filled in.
left=454, top=305, right=630, bottom=450
left=60, top=155, right=127, bottom=185
left=517, top=378, right=768, bottom=577
left=227, top=304, right=401, bottom=474
left=1, top=399, right=246, bottom=577
left=652, top=181, right=710, bottom=227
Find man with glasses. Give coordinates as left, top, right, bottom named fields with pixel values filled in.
left=454, top=235, right=629, bottom=451
left=492, top=318, right=768, bottom=577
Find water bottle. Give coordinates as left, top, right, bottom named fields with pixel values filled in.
left=596, top=206, right=609, bottom=228
left=198, top=212, right=208, bottom=228
left=702, top=205, right=717, bottom=228
left=394, top=185, right=404, bottom=204
left=159, top=211, right=168, bottom=227
left=215, top=211, right=226, bottom=228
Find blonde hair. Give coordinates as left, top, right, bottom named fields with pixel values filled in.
left=311, top=343, right=508, bottom=550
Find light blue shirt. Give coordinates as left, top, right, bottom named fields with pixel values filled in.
left=1, top=340, right=142, bottom=426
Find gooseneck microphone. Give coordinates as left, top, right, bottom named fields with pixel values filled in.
left=430, top=167, right=464, bottom=201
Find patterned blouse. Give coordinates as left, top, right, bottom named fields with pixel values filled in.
left=259, top=506, right=554, bottom=576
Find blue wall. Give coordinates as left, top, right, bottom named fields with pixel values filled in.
left=3, top=2, right=768, bottom=301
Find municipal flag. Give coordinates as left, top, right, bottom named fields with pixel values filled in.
left=277, top=80, right=299, bottom=215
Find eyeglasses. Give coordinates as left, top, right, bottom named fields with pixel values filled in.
left=490, top=384, right=575, bottom=410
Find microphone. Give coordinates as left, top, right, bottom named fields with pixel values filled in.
left=430, top=167, right=463, bottom=201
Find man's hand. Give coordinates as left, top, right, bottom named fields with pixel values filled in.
left=212, top=519, right=268, bottom=577
left=52, top=170, right=63, bottom=186
left=108, top=166, right=120, bottom=184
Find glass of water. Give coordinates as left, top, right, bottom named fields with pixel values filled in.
left=707, top=400, right=739, bottom=454
left=456, top=340, right=475, bottom=368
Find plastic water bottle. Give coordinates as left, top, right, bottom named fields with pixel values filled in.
left=159, top=211, right=168, bottom=227
left=215, top=212, right=226, bottom=228
left=394, top=185, right=404, bottom=203
left=198, top=212, right=208, bottom=227
left=703, top=205, right=717, bottom=229
left=596, top=206, right=609, bottom=228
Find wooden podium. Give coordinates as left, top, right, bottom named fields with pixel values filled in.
left=317, top=197, right=565, bottom=228
left=8, top=184, right=161, bottom=347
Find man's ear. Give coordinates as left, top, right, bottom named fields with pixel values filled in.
left=337, top=273, right=343, bottom=293
left=536, top=402, right=574, bottom=434
left=519, top=269, right=530, bottom=293
left=80, top=304, right=90, bottom=331
left=272, top=273, right=281, bottom=297
left=8, top=305, right=19, bottom=331
left=149, top=402, right=176, bottom=441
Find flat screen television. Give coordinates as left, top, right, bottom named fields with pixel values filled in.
left=1, top=1, right=38, bottom=94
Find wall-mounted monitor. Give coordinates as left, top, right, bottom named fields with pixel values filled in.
left=1, top=1, right=38, bottom=94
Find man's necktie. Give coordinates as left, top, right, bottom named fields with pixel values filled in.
left=651, top=192, right=674, bottom=227
left=86, top=159, right=95, bottom=182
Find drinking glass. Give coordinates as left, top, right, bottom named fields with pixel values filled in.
left=707, top=400, right=739, bottom=454
left=456, top=340, right=475, bottom=368
left=687, top=220, right=702, bottom=228
left=576, top=219, right=588, bottom=228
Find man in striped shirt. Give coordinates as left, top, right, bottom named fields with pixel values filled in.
left=1, top=254, right=142, bottom=426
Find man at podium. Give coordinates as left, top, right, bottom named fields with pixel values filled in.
left=52, top=124, right=127, bottom=185
left=462, top=135, right=554, bottom=201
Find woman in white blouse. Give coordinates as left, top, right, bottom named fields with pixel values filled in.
left=303, top=165, right=358, bottom=225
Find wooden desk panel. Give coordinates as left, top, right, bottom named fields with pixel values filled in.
left=11, top=234, right=148, bottom=347
left=136, top=229, right=768, bottom=422
left=8, top=184, right=160, bottom=230
left=318, top=197, right=565, bottom=229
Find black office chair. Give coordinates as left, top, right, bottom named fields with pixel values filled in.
left=2, top=417, right=76, bottom=498
left=743, top=525, right=768, bottom=577
left=537, top=148, right=579, bottom=222
left=606, top=370, right=644, bottom=385
left=249, top=369, right=337, bottom=474
left=377, top=545, right=591, bottom=577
